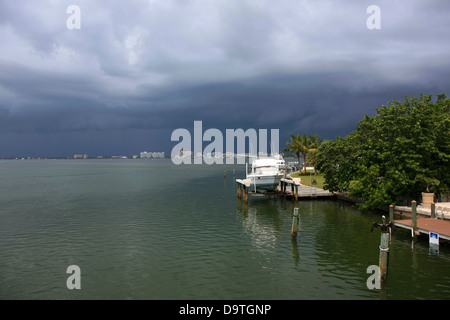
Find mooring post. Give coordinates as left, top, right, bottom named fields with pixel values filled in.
left=237, top=182, right=241, bottom=198
left=295, top=184, right=298, bottom=202
left=389, top=205, right=394, bottom=223
left=240, top=183, right=244, bottom=199
left=431, top=202, right=436, bottom=219
left=371, top=215, right=394, bottom=283
left=411, top=200, right=418, bottom=238
left=291, top=207, right=299, bottom=240
left=243, top=185, right=248, bottom=202
left=379, top=231, right=390, bottom=282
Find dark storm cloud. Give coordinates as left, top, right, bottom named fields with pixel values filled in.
left=0, top=0, right=449, bottom=157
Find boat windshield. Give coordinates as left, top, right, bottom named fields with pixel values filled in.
left=254, top=166, right=280, bottom=175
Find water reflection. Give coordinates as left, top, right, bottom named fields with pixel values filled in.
left=291, top=239, right=300, bottom=267
left=239, top=200, right=280, bottom=253
left=2, top=160, right=450, bottom=299
left=237, top=197, right=301, bottom=269
left=430, top=244, right=439, bottom=255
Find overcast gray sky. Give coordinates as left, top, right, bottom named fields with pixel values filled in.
left=0, top=0, right=449, bottom=157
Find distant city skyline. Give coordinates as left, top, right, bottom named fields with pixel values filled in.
left=140, top=151, right=165, bottom=159
left=1, top=1, right=449, bottom=158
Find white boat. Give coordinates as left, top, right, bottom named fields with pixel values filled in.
left=246, top=154, right=286, bottom=192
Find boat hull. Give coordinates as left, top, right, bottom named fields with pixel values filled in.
left=247, top=174, right=283, bottom=192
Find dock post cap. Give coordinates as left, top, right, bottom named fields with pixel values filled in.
left=242, top=179, right=251, bottom=187
left=236, top=179, right=252, bottom=187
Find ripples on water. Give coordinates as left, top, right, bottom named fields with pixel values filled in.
left=0, top=159, right=449, bottom=299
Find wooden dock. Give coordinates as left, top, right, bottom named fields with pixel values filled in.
left=393, top=218, right=450, bottom=241
left=236, top=177, right=334, bottom=201
left=280, top=182, right=335, bottom=199
left=394, top=203, right=450, bottom=220
left=391, top=201, right=450, bottom=243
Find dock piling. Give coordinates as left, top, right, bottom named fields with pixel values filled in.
left=371, top=215, right=394, bottom=283
left=431, top=202, right=436, bottom=219
left=379, top=232, right=390, bottom=282
left=243, top=185, right=248, bottom=202
left=412, top=200, right=418, bottom=237
left=291, top=208, right=299, bottom=240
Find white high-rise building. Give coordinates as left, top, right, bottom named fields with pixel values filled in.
left=140, top=151, right=165, bottom=159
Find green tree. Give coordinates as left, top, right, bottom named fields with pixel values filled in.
left=283, top=133, right=322, bottom=174
left=282, top=134, right=308, bottom=171
left=316, top=135, right=359, bottom=192
left=305, top=134, right=321, bottom=175
left=316, top=94, right=450, bottom=210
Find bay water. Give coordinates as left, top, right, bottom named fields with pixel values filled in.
left=0, top=159, right=449, bottom=300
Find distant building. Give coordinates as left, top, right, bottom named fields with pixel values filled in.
left=74, top=154, right=88, bottom=159
left=140, top=151, right=165, bottom=159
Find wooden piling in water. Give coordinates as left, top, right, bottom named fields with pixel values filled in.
left=412, top=200, right=418, bottom=237
left=379, top=232, right=389, bottom=282
left=389, top=205, right=394, bottom=223
left=291, top=208, right=299, bottom=240
left=431, top=202, right=436, bottom=219
left=290, top=183, right=293, bottom=201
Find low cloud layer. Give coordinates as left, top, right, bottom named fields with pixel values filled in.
left=0, top=0, right=449, bottom=157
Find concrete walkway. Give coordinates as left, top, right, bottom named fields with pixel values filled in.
left=394, top=202, right=450, bottom=220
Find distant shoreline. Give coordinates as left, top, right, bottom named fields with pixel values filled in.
left=0, top=157, right=171, bottom=160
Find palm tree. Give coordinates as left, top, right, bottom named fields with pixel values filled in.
left=282, top=134, right=309, bottom=173
left=299, top=134, right=310, bottom=173
left=306, top=134, right=321, bottom=175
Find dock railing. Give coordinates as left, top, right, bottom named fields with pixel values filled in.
left=435, top=205, right=450, bottom=220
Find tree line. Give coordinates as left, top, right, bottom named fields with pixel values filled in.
left=282, top=133, right=321, bottom=174
left=283, top=94, right=449, bottom=211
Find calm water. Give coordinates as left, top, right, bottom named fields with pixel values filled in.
left=0, top=159, right=449, bottom=300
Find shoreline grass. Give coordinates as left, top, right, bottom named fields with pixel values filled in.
left=290, top=171, right=326, bottom=189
